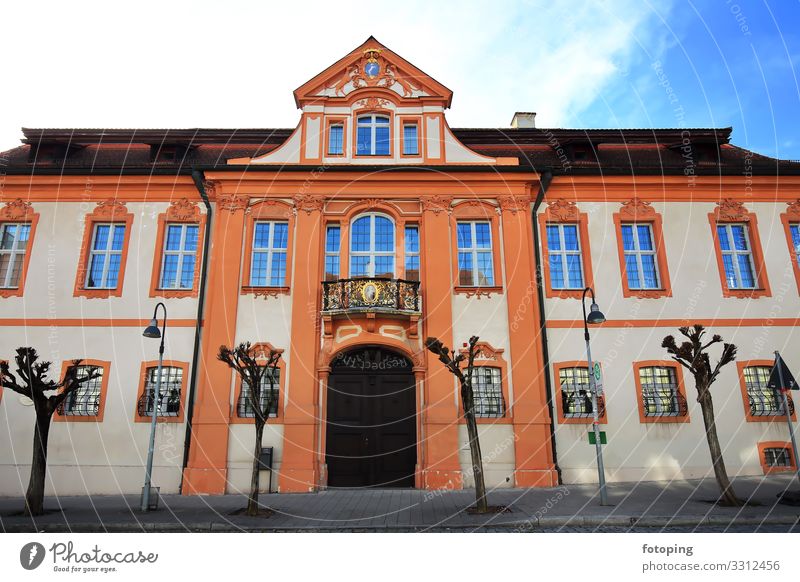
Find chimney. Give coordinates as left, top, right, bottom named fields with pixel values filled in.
left=511, top=112, right=536, bottom=128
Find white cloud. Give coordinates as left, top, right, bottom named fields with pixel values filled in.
left=0, top=0, right=672, bottom=151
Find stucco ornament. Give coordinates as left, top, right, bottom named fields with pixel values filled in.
left=544, top=199, right=579, bottom=221
left=293, top=194, right=325, bottom=215
left=420, top=195, right=453, bottom=215
left=713, top=198, right=750, bottom=221
left=0, top=198, right=34, bottom=220
left=619, top=197, right=656, bottom=219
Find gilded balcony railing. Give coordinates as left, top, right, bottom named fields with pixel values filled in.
left=321, top=278, right=421, bottom=314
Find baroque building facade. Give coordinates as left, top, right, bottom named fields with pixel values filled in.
left=1, top=38, right=799, bottom=496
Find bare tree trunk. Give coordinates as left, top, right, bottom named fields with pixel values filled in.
left=247, top=421, right=265, bottom=516
left=698, top=387, right=742, bottom=507
left=25, top=411, right=52, bottom=517
left=464, top=412, right=488, bottom=513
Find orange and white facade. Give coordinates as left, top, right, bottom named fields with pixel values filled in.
left=1, top=38, right=799, bottom=497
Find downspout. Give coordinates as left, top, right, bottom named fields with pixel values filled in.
left=179, top=169, right=213, bottom=493
left=531, top=170, right=562, bottom=484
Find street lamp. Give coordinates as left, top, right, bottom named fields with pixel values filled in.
left=141, top=302, right=167, bottom=512
left=582, top=287, right=608, bottom=505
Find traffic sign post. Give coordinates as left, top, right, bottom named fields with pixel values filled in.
left=771, top=351, right=800, bottom=486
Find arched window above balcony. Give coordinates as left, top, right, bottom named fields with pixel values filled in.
left=350, top=213, right=395, bottom=278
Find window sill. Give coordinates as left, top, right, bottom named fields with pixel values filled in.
left=134, top=415, right=184, bottom=424
left=558, top=415, right=608, bottom=425
left=151, top=288, right=198, bottom=299
left=723, top=288, right=771, bottom=299
left=640, top=413, right=690, bottom=424
left=455, top=286, right=503, bottom=298
left=763, top=465, right=796, bottom=475
left=229, top=414, right=282, bottom=425
left=0, top=287, right=24, bottom=298
left=241, top=286, right=290, bottom=297
left=745, top=412, right=796, bottom=423
left=74, top=288, right=123, bottom=299
left=458, top=416, right=511, bottom=424
left=53, top=414, right=103, bottom=423
left=623, top=288, right=672, bottom=299
left=545, top=288, right=586, bottom=299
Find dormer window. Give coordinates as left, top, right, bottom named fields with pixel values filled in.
left=356, top=115, right=390, bottom=156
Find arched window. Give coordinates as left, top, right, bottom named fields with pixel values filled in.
left=356, top=115, right=390, bottom=155
left=350, top=214, right=395, bottom=278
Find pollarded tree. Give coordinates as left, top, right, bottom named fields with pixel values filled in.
left=662, top=325, right=742, bottom=506
left=218, top=342, right=281, bottom=516
left=425, top=335, right=490, bottom=513
left=0, top=347, right=101, bottom=516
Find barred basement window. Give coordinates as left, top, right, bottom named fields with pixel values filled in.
left=764, top=447, right=792, bottom=468
left=744, top=365, right=784, bottom=416
left=639, top=366, right=687, bottom=417
left=138, top=366, right=183, bottom=417
left=58, top=365, right=103, bottom=416
left=237, top=367, right=280, bottom=418
left=470, top=366, right=505, bottom=418
left=559, top=366, right=604, bottom=418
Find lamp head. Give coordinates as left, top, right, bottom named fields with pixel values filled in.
left=586, top=302, right=606, bottom=325
left=142, top=318, right=162, bottom=339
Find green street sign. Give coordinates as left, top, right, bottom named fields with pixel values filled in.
left=588, top=431, right=607, bottom=445
left=592, top=362, right=604, bottom=396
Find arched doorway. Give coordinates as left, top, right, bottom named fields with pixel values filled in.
left=325, top=347, right=417, bottom=488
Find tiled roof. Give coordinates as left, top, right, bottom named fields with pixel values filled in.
left=0, top=127, right=796, bottom=176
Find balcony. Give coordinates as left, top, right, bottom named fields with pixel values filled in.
left=321, top=278, right=421, bottom=315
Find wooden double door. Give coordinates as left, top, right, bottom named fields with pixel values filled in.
left=325, top=349, right=417, bottom=488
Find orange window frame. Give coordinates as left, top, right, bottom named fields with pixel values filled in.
left=149, top=199, right=206, bottom=298
left=53, top=359, right=111, bottom=423
left=708, top=202, right=771, bottom=299
left=133, top=360, right=190, bottom=423
left=451, top=201, right=503, bottom=294
left=780, top=202, right=800, bottom=295
left=241, top=200, right=294, bottom=295
left=352, top=109, right=394, bottom=158
left=399, top=116, right=422, bottom=158
left=553, top=361, right=607, bottom=425
left=0, top=200, right=40, bottom=298
left=613, top=212, right=672, bottom=299
left=737, top=360, right=796, bottom=423
left=632, top=361, right=689, bottom=424
left=538, top=200, right=594, bottom=299
left=758, top=441, right=797, bottom=475
left=229, top=343, right=286, bottom=424
left=458, top=342, right=510, bottom=424
left=74, top=201, right=134, bottom=299
left=325, top=117, right=347, bottom=157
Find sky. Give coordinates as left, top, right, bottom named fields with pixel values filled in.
left=0, top=0, right=798, bottom=159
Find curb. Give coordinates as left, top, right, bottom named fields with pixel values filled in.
left=2, top=513, right=799, bottom=532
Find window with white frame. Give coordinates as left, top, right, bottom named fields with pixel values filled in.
left=324, top=225, right=341, bottom=281
left=717, top=223, right=757, bottom=289
left=237, top=367, right=280, bottom=418
left=470, top=366, right=505, bottom=417
left=404, top=225, right=420, bottom=281
left=138, top=366, right=183, bottom=417
left=159, top=223, right=199, bottom=289
left=356, top=115, right=390, bottom=155
left=638, top=366, right=685, bottom=417
left=546, top=223, right=583, bottom=289
left=328, top=123, right=344, bottom=155
left=350, top=214, right=395, bottom=278
left=764, top=447, right=793, bottom=468
left=86, top=223, right=126, bottom=289
left=251, top=221, right=288, bottom=286
left=0, top=223, right=31, bottom=288
left=790, top=224, right=800, bottom=269
left=58, top=365, right=103, bottom=417
left=621, top=223, right=660, bottom=289
left=456, top=221, right=494, bottom=286
left=403, top=123, right=419, bottom=155
left=744, top=365, right=783, bottom=416
left=559, top=366, right=602, bottom=418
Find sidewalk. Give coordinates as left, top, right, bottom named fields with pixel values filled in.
left=2, top=475, right=799, bottom=532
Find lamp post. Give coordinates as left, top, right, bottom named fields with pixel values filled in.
left=141, top=302, right=167, bottom=512
left=582, top=287, right=608, bottom=505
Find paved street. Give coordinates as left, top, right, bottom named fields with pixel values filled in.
left=1, top=474, right=799, bottom=533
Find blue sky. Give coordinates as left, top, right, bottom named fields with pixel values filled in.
left=0, top=1, right=797, bottom=160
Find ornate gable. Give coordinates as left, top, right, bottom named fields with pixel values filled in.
left=293, top=37, right=452, bottom=108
